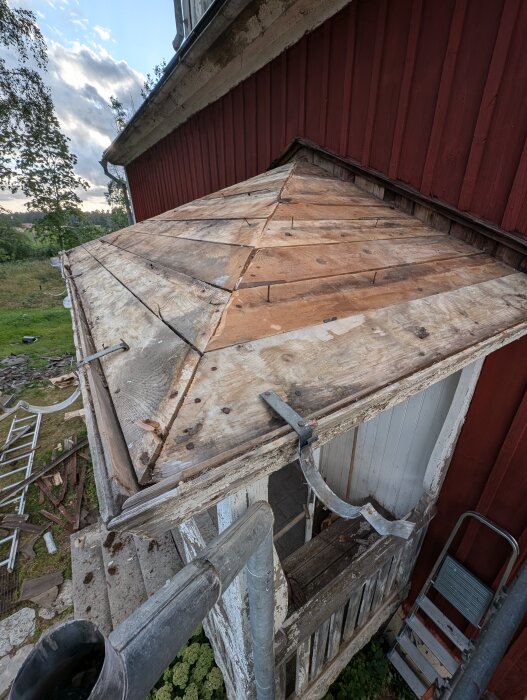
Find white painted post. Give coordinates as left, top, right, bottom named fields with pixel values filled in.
left=178, top=478, right=288, bottom=700
left=423, top=359, right=483, bottom=497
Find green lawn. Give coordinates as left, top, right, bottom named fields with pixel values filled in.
left=0, top=260, right=74, bottom=366
left=0, top=259, right=96, bottom=632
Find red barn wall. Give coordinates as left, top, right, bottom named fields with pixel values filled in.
left=127, top=0, right=527, bottom=238
left=124, top=1, right=527, bottom=694
left=410, top=335, right=527, bottom=698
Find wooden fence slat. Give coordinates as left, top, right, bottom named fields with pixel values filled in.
left=326, top=606, right=345, bottom=660
left=310, top=619, right=330, bottom=681
left=295, top=638, right=312, bottom=694
left=370, top=559, right=392, bottom=612
left=342, top=585, right=364, bottom=642
left=275, top=661, right=287, bottom=699
left=356, top=574, right=378, bottom=628
left=384, top=549, right=402, bottom=598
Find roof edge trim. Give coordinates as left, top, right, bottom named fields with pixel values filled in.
left=103, top=0, right=349, bottom=166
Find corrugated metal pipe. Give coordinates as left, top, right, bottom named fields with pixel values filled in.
left=446, top=557, right=527, bottom=700
left=10, top=502, right=275, bottom=700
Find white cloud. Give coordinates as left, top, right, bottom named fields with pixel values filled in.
left=93, top=25, right=111, bottom=42
left=0, top=40, right=144, bottom=212
left=70, top=17, right=88, bottom=29
left=47, top=41, right=144, bottom=202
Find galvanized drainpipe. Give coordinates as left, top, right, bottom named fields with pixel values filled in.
left=447, top=557, right=527, bottom=700
left=246, top=518, right=275, bottom=700
left=10, top=502, right=275, bottom=700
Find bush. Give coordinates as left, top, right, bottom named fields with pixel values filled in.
left=323, top=634, right=414, bottom=700
left=0, top=225, right=55, bottom=262
left=145, top=627, right=226, bottom=700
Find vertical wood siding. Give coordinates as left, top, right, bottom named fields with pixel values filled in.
left=127, top=0, right=527, bottom=240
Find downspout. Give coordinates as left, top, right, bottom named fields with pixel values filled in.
left=447, top=557, right=527, bottom=700
left=247, top=519, right=275, bottom=700
left=10, top=502, right=275, bottom=700
left=100, top=158, right=135, bottom=226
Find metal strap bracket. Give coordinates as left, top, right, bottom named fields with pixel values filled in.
left=78, top=339, right=129, bottom=368
left=260, top=390, right=415, bottom=540
left=259, top=390, right=318, bottom=448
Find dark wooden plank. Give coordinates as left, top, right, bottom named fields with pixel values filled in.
left=327, top=606, right=345, bottom=660
left=19, top=572, right=63, bottom=601
left=310, top=618, right=330, bottom=680
left=295, top=638, right=311, bottom=695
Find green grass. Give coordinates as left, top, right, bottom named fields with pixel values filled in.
left=0, top=308, right=74, bottom=366
left=0, top=259, right=97, bottom=631
left=0, top=260, right=74, bottom=366
left=0, top=260, right=65, bottom=310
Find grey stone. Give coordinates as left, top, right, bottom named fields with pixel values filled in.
left=0, top=643, right=34, bottom=698
left=38, top=579, right=73, bottom=620
left=0, top=608, right=35, bottom=657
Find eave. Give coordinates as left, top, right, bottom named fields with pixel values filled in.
left=103, top=0, right=349, bottom=167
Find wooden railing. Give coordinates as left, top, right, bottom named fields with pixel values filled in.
left=274, top=512, right=429, bottom=699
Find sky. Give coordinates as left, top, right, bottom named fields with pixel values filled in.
left=2, top=0, right=176, bottom=212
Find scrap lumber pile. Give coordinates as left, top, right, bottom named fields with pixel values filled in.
left=36, top=435, right=89, bottom=534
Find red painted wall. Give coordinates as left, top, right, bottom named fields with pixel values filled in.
left=410, top=335, right=527, bottom=698
left=127, top=0, right=527, bottom=238
left=125, top=1, right=527, bottom=694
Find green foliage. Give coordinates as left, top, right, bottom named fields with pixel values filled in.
left=34, top=210, right=100, bottom=250
left=145, top=627, right=226, bottom=700
left=109, top=95, right=130, bottom=132
left=0, top=1, right=89, bottom=248
left=323, top=635, right=414, bottom=700
left=0, top=1, right=85, bottom=194
left=141, top=60, right=167, bottom=100
left=0, top=222, right=54, bottom=262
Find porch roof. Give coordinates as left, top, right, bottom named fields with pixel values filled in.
left=64, top=156, right=527, bottom=534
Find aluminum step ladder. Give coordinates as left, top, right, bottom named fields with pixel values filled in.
left=388, top=511, right=518, bottom=698
left=0, top=413, right=42, bottom=571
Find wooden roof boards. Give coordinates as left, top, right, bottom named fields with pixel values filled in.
left=64, top=157, right=527, bottom=533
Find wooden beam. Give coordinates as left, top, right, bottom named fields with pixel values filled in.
left=423, top=359, right=483, bottom=496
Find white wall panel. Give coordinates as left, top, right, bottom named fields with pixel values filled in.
left=319, top=371, right=461, bottom=518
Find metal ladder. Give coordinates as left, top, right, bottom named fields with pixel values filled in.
left=0, top=413, right=42, bottom=571
left=388, top=511, right=519, bottom=698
